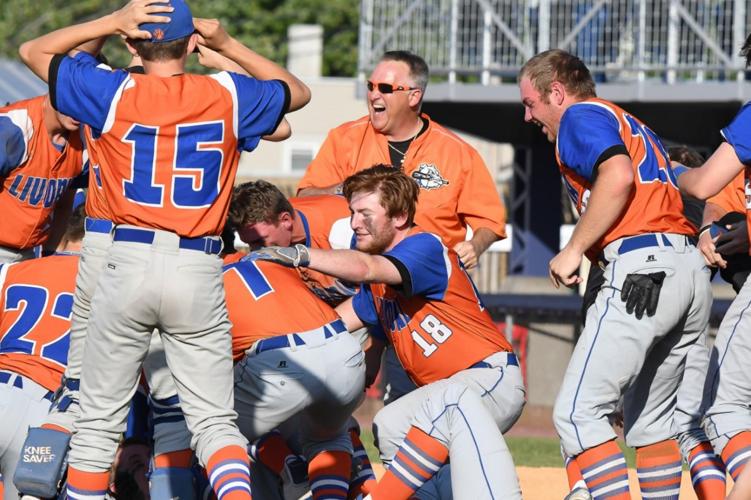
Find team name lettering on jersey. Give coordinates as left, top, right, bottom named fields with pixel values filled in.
left=7, top=175, right=73, bottom=208
left=378, top=296, right=411, bottom=331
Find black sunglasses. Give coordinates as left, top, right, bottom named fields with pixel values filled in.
left=367, top=81, right=419, bottom=94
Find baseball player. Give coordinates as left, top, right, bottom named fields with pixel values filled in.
left=675, top=32, right=751, bottom=486
left=256, top=165, right=526, bottom=499
left=0, top=207, right=83, bottom=500
left=519, top=49, right=711, bottom=499
left=0, top=94, right=85, bottom=263
left=229, top=181, right=356, bottom=306
left=297, top=53, right=507, bottom=458
left=13, top=48, right=199, bottom=498
left=229, top=181, right=379, bottom=498
left=19, top=0, right=310, bottom=498
left=565, top=146, right=726, bottom=500
left=223, top=255, right=366, bottom=500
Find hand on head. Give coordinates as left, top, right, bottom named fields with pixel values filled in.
left=193, top=18, right=231, bottom=52
left=112, top=0, right=175, bottom=40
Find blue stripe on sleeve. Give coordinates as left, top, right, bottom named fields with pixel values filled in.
left=385, top=233, right=449, bottom=300
left=52, top=53, right=129, bottom=132
left=228, top=73, right=288, bottom=152
left=722, top=102, right=751, bottom=165
left=557, top=102, right=624, bottom=180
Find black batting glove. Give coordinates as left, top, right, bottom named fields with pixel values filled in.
left=620, top=271, right=666, bottom=320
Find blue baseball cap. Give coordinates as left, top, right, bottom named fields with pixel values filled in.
left=140, top=0, right=194, bottom=43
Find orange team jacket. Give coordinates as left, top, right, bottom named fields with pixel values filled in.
left=351, top=228, right=512, bottom=386
left=555, top=98, right=694, bottom=259
left=289, top=195, right=357, bottom=305
left=81, top=124, right=111, bottom=221
left=0, top=253, right=78, bottom=391
left=0, top=96, right=85, bottom=249
left=223, top=257, right=340, bottom=361
left=50, top=52, right=289, bottom=237
left=720, top=102, right=751, bottom=252
left=297, top=114, right=506, bottom=249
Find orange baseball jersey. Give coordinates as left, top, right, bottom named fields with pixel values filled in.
left=720, top=102, right=751, bottom=253
left=297, top=114, right=506, bottom=248
left=0, top=253, right=78, bottom=391
left=289, top=195, right=357, bottom=305
left=555, top=98, right=694, bottom=258
left=81, top=124, right=111, bottom=221
left=223, top=257, right=340, bottom=361
left=706, top=169, right=745, bottom=214
left=222, top=252, right=245, bottom=265
left=352, top=228, right=512, bottom=386
left=0, top=95, right=85, bottom=249
left=50, top=52, right=289, bottom=237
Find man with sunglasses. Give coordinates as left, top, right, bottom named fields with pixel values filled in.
left=297, top=50, right=506, bottom=272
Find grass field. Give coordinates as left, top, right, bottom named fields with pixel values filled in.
left=359, top=430, right=638, bottom=468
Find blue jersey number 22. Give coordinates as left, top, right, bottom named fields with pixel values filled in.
left=123, top=121, right=225, bottom=208
left=1, top=285, right=72, bottom=366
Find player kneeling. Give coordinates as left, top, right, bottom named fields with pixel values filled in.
left=255, top=165, right=526, bottom=499
left=224, top=255, right=365, bottom=500
left=0, top=209, right=84, bottom=499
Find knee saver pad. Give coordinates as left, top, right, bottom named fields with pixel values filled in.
left=150, top=467, right=196, bottom=500
left=13, top=427, right=70, bottom=498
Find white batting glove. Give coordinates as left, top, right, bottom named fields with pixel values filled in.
left=252, top=244, right=310, bottom=267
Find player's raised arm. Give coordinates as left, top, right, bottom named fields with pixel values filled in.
left=18, top=0, right=173, bottom=82
left=193, top=18, right=311, bottom=112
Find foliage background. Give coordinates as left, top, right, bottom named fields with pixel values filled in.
left=0, top=0, right=359, bottom=76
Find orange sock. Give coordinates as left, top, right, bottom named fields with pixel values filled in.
left=249, top=431, right=295, bottom=475
left=349, top=429, right=377, bottom=499
left=721, top=431, right=751, bottom=481
left=575, top=440, right=630, bottom=499
left=66, top=466, right=110, bottom=499
left=154, top=448, right=194, bottom=468
left=635, top=440, right=682, bottom=500
left=206, top=445, right=252, bottom=500
left=369, top=427, right=448, bottom=500
left=308, top=450, right=351, bottom=499
left=564, top=454, right=585, bottom=489
left=688, top=441, right=726, bottom=500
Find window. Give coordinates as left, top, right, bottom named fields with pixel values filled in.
left=290, top=148, right=314, bottom=171
left=284, top=141, right=320, bottom=174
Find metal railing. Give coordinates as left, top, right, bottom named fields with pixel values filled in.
left=359, top=0, right=751, bottom=84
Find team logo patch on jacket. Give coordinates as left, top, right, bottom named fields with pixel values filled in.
left=412, top=163, right=449, bottom=190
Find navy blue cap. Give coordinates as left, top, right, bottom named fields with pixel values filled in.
left=139, top=0, right=194, bottom=43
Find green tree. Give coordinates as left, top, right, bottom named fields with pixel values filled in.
left=0, top=0, right=359, bottom=76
